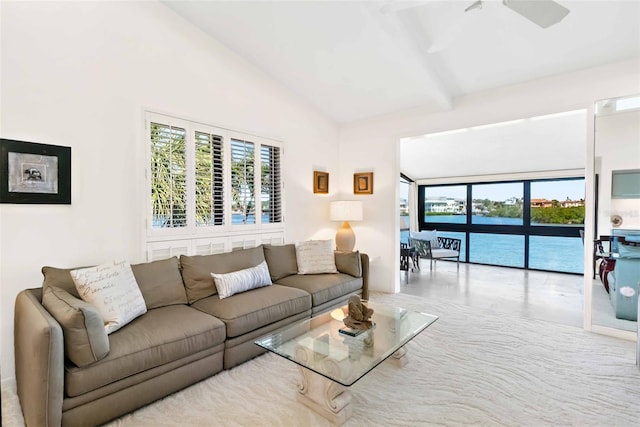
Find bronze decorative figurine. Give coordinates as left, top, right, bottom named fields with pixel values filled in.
left=343, top=295, right=374, bottom=330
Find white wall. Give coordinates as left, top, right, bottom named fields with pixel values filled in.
left=0, top=1, right=340, bottom=381
left=595, top=109, right=640, bottom=234
left=338, top=59, right=640, bottom=295
left=401, top=110, right=587, bottom=181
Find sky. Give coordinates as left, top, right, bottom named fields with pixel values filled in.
left=400, top=179, right=585, bottom=202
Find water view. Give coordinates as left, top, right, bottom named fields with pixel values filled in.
left=154, top=213, right=276, bottom=228
left=401, top=216, right=583, bottom=274
left=400, top=178, right=586, bottom=274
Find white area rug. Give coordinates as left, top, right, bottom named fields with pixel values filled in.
left=3, top=292, right=640, bottom=426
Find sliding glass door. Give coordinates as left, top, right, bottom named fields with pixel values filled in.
left=418, top=178, right=585, bottom=273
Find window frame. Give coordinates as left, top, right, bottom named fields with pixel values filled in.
left=417, top=177, right=585, bottom=273
left=145, top=112, right=284, bottom=242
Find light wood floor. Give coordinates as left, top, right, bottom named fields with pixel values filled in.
left=400, top=260, right=585, bottom=328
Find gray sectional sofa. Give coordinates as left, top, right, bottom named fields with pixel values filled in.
left=14, top=244, right=369, bottom=427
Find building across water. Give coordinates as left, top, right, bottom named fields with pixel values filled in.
left=424, top=197, right=465, bottom=214
left=531, top=198, right=585, bottom=208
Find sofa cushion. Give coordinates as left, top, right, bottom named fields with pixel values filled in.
left=42, top=265, right=92, bottom=299
left=275, top=273, right=362, bottom=308
left=295, top=240, right=338, bottom=274
left=431, top=249, right=459, bottom=259
left=263, top=244, right=298, bottom=281
left=64, top=305, right=226, bottom=397
left=192, top=285, right=310, bottom=338
left=335, top=251, right=362, bottom=277
left=211, top=260, right=272, bottom=299
left=71, top=260, right=147, bottom=334
left=42, top=286, right=109, bottom=368
left=131, top=257, right=188, bottom=309
left=180, top=246, right=266, bottom=304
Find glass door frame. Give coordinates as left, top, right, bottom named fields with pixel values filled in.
left=417, top=177, right=585, bottom=273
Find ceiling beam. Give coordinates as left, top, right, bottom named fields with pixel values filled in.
left=368, top=3, right=453, bottom=110
left=394, top=12, right=453, bottom=110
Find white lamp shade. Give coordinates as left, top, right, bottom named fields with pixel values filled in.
left=330, top=201, right=363, bottom=222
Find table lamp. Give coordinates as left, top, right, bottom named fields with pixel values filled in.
left=330, top=201, right=363, bottom=252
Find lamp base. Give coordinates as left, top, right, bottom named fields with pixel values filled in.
left=335, top=221, right=356, bottom=252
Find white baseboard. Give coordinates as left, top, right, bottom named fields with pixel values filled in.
left=591, top=324, right=637, bottom=341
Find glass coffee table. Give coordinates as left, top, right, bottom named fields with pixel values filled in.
left=255, top=301, right=438, bottom=425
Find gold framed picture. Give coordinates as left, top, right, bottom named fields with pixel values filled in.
left=353, top=172, right=373, bottom=195
left=313, top=171, right=329, bottom=194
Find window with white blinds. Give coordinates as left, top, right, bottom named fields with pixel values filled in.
left=230, top=138, right=256, bottom=225
left=146, top=112, right=284, bottom=242
left=150, top=122, right=187, bottom=228
left=261, top=143, right=282, bottom=224
left=195, top=131, right=224, bottom=226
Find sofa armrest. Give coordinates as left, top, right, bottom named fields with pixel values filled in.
left=14, top=288, right=64, bottom=427
left=360, top=253, right=369, bottom=300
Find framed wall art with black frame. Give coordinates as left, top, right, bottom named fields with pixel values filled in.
left=0, top=139, right=71, bottom=204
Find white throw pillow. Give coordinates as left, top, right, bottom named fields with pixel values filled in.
left=71, top=260, right=147, bottom=334
left=410, top=230, right=440, bottom=249
left=295, top=240, right=338, bottom=274
left=210, top=261, right=272, bottom=299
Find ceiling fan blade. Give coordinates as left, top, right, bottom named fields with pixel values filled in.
left=502, top=0, right=570, bottom=28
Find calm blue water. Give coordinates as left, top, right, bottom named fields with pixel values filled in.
left=231, top=214, right=272, bottom=224
left=401, top=215, right=584, bottom=274
left=154, top=213, right=275, bottom=227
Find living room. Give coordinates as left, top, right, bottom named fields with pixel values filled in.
left=2, top=1, right=640, bottom=425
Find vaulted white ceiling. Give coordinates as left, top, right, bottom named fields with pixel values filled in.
left=162, top=0, right=640, bottom=124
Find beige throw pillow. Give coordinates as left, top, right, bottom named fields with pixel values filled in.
left=42, top=286, right=110, bottom=367
left=295, top=240, right=338, bottom=274
left=210, top=260, right=272, bottom=299
left=71, top=260, right=147, bottom=334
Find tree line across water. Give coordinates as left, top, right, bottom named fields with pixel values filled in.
left=425, top=201, right=585, bottom=225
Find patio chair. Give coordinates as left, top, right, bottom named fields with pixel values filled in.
left=400, top=242, right=418, bottom=284
left=409, top=231, right=461, bottom=271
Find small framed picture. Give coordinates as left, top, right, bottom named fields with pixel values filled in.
left=314, top=171, right=329, bottom=194
left=0, top=139, right=71, bottom=204
left=353, top=172, right=373, bottom=195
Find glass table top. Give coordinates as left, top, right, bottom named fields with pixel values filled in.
left=254, top=301, right=438, bottom=387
